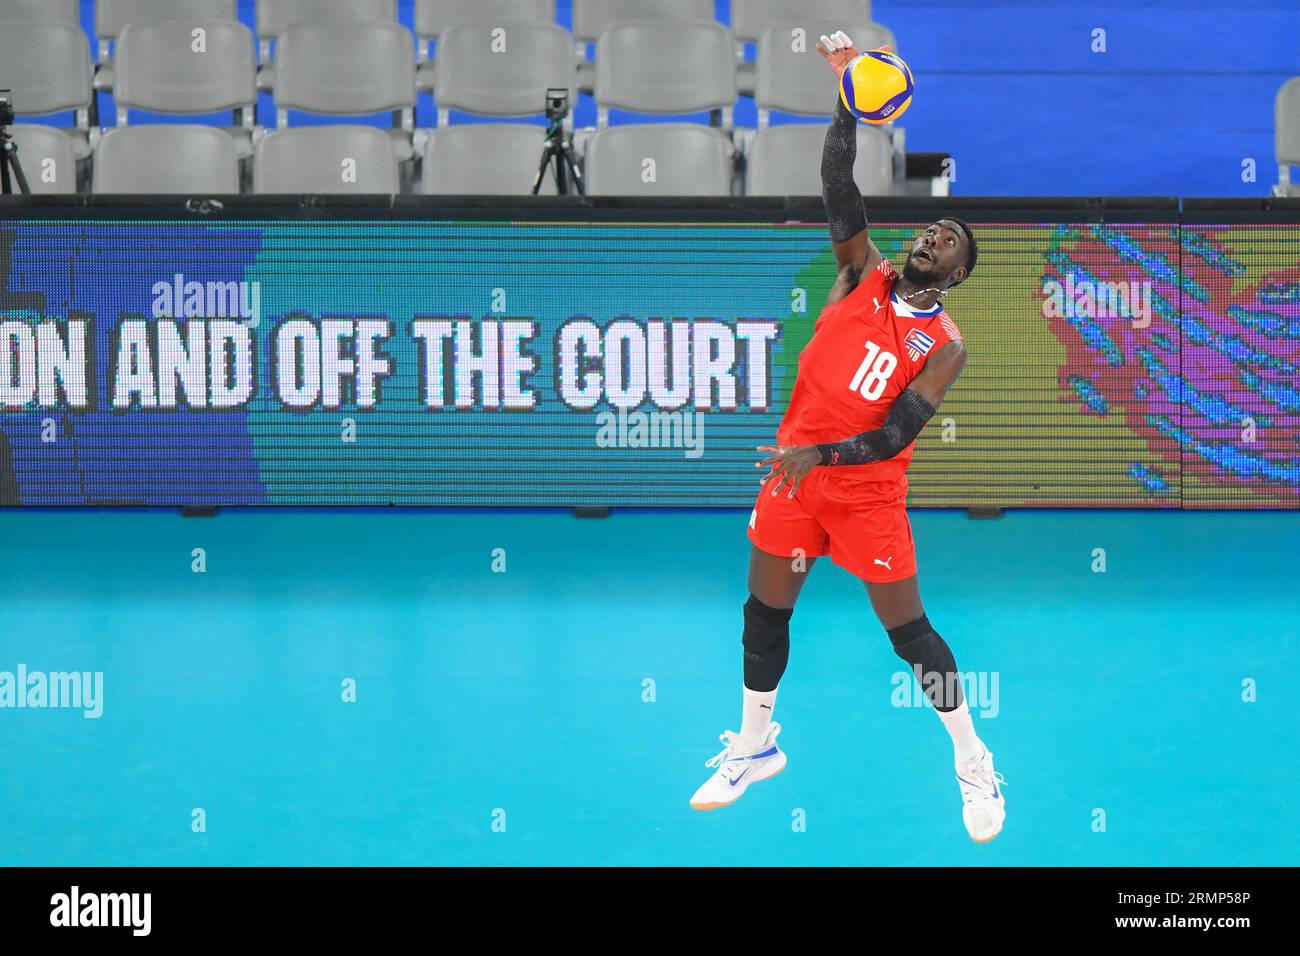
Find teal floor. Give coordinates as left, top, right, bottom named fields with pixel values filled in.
left=0, top=509, right=1295, bottom=866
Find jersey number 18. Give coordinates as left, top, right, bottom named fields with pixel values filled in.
left=848, top=341, right=898, bottom=401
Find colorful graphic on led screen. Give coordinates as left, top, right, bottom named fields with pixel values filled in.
left=0, top=220, right=1296, bottom=508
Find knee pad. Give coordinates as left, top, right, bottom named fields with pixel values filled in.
left=742, top=595, right=792, bottom=693
left=886, top=614, right=964, bottom=711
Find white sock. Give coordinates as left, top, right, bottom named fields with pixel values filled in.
left=740, top=685, right=777, bottom=749
left=937, top=701, right=983, bottom=763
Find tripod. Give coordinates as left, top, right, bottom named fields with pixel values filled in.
left=0, top=127, right=32, bottom=196
left=532, top=116, right=583, bottom=195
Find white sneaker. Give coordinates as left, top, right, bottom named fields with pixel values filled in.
left=955, top=742, right=1007, bottom=843
left=689, top=723, right=786, bottom=811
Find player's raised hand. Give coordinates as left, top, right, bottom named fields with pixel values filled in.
left=815, top=30, right=862, bottom=78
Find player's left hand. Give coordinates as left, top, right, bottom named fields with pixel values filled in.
left=757, top=444, right=821, bottom=499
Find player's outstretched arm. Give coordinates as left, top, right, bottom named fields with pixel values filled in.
left=816, top=30, right=883, bottom=305
left=757, top=341, right=967, bottom=497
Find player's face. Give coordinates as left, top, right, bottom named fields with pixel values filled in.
left=903, top=220, right=967, bottom=287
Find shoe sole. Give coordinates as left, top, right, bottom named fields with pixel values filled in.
left=690, top=758, right=786, bottom=812
left=968, top=808, right=1006, bottom=843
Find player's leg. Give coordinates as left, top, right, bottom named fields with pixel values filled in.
left=824, top=489, right=977, bottom=752
left=690, top=488, right=827, bottom=811
left=864, top=573, right=1006, bottom=842
left=689, top=545, right=813, bottom=811
left=741, top=544, right=815, bottom=740
left=821, top=486, right=1007, bottom=840
left=865, top=574, right=977, bottom=755
left=865, top=572, right=1007, bottom=841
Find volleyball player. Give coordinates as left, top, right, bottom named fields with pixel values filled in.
left=689, top=31, right=1006, bottom=843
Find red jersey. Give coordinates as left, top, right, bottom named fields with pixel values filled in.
left=777, top=257, right=963, bottom=483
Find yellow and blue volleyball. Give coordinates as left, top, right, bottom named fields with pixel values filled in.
left=839, top=48, right=914, bottom=124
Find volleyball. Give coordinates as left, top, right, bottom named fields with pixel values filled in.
left=839, top=48, right=914, bottom=124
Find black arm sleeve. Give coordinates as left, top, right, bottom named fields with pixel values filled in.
left=815, top=388, right=937, bottom=466
left=821, top=98, right=867, bottom=244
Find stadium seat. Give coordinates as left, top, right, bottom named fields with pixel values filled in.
left=255, top=0, right=396, bottom=91
left=571, top=0, right=714, bottom=94
left=272, top=21, right=417, bottom=163
left=730, top=0, right=872, bottom=42
left=573, top=0, right=715, bottom=41
left=414, top=0, right=556, bottom=92
left=0, top=23, right=94, bottom=161
left=588, top=21, right=737, bottom=195
left=1275, top=77, right=1300, bottom=197
left=93, top=0, right=237, bottom=92
left=754, top=21, right=895, bottom=126
left=433, top=22, right=575, bottom=126
left=255, top=126, right=399, bottom=194
left=4, top=124, right=78, bottom=194
left=745, top=121, right=892, bottom=196
left=594, top=20, right=737, bottom=128
left=731, top=0, right=872, bottom=95
left=0, top=0, right=79, bottom=26
left=584, top=124, right=734, bottom=195
left=114, top=20, right=257, bottom=159
left=93, top=125, right=240, bottom=193
left=421, top=125, right=558, bottom=194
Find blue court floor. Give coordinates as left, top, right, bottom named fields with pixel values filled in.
left=0, top=509, right=1295, bottom=867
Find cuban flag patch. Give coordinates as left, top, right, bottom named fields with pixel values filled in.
left=903, top=327, right=936, bottom=362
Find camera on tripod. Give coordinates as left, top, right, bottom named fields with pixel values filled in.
left=0, top=90, right=14, bottom=126
left=533, top=87, right=583, bottom=196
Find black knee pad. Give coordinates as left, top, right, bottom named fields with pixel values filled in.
left=742, top=595, right=792, bottom=693
left=886, top=614, right=964, bottom=711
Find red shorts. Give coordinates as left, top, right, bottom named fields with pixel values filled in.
left=746, top=469, right=917, bottom=583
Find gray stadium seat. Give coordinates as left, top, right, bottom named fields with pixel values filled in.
left=255, top=126, right=399, bottom=194
left=114, top=20, right=257, bottom=158
left=572, top=0, right=714, bottom=41
left=754, top=22, right=895, bottom=125
left=731, top=0, right=872, bottom=95
left=93, top=126, right=240, bottom=193
left=594, top=20, right=737, bottom=127
left=584, top=125, right=734, bottom=195
left=1275, top=77, right=1300, bottom=197
left=433, top=22, right=575, bottom=125
left=93, top=0, right=237, bottom=91
left=414, top=0, right=555, bottom=92
left=5, top=124, right=78, bottom=194
left=258, top=0, right=396, bottom=43
left=730, top=0, right=871, bottom=42
left=572, top=0, right=714, bottom=93
left=745, top=121, right=892, bottom=196
left=96, top=0, right=237, bottom=42
left=415, top=0, right=555, bottom=47
left=272, top=21, right=417, bottom=162
left=255, top=0, right=396, bottom=90
left=422, top=125, right=558, bottom=194
left=0, top=0, right=79, bottom=25
left=0, top=23, right=94, bottom=160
